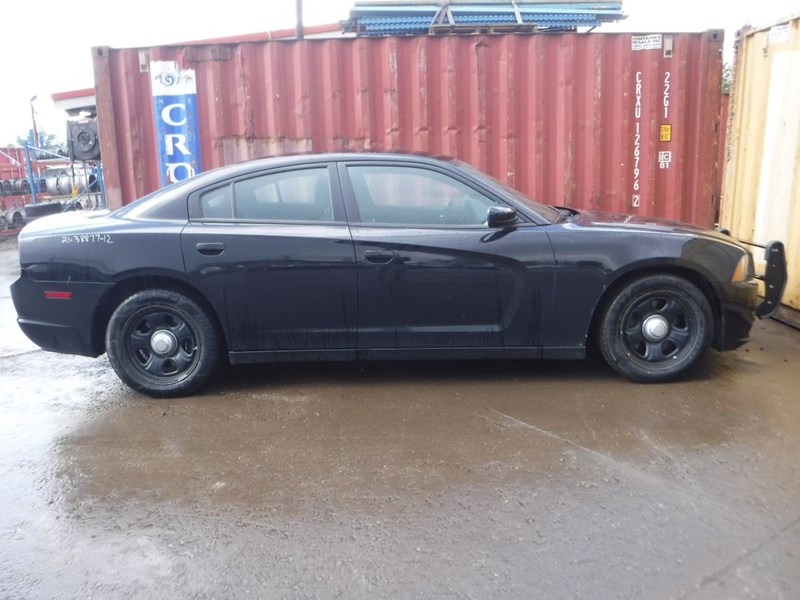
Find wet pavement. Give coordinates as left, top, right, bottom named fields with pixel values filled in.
left=1, top=236, right=799, bottom=599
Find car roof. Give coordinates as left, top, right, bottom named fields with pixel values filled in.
left=116, top=152, right=465, bottom=220
left=208, top=152, right=453, bottom=179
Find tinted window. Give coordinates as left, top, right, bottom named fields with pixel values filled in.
left=450, top=159, right=560, bottom=224
left=233, top=168, right=333, bottom=222
left=198, top=185, right=233, bottom=219
left=347, top=165, right=495, bottom=226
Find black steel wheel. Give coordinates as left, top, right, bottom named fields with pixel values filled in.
left=598, top=274, right=713, bottom=382
left=106, top=289, right=220, bottom=397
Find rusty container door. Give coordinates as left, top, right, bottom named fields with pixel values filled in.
left=94, top=31, right=724, bottom=228
left=721, top=16, right=800, bottom=311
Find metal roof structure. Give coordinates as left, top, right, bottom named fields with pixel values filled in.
left=342, top=1, right=625, bottom=35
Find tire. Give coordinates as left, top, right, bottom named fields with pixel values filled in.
left=598, top=274, right=713, bottom=383
left=24, top=202, right=62, bottom=218
left=105, top=289, right=220, bottom=397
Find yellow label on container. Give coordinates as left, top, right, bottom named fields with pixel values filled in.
left=660, top=124, right=672, bottom=142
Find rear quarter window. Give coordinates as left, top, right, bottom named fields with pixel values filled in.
left=189, top=185, right=234, bottom=220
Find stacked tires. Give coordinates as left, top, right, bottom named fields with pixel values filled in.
left=0, top=209, right=24, bottom=229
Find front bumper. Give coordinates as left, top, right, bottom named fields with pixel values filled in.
left=714, top=280, right=758, bottom=351
left=712, top=239, right=787, bottom=351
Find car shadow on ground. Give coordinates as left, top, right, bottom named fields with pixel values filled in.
left=203, top=348, right=735, bottom=395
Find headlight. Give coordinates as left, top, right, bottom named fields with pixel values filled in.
left=730, top=252, right=751, bottom=283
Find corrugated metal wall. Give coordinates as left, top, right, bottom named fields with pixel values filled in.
left=94, top=31, right=724, bottom=227
left=721, top=16, right=799, bottom=311
left=0, top=147, right=27, bottom=180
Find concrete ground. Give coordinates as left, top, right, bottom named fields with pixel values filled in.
left=1, top=237, right=799, bottom=600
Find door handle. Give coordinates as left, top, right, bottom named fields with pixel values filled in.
left=364, top=250, right=395, bottom=265
left=196, top=242, right=225, bottom=256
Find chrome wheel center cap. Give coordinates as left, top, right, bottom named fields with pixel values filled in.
left=642, top=315, right=669, bottom=342
left=150, top=330, right=178, bottom=355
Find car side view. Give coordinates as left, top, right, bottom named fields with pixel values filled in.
left=11, top=154, right=787, bottom=397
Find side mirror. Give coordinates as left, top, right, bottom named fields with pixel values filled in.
left=487, top=205, right=517, bottom=228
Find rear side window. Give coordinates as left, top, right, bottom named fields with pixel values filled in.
left=189, top=168, right=334, bottom=222
left=233, top=168, right=333, bottom=222
left=198, top=186, right=233, bottom=219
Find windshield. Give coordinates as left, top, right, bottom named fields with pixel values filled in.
left=450, top=159, right=561, bottom=223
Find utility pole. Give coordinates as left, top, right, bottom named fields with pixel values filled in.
left=29, top=95, right=39, bottom=159
left=296, top=0, right=304, bottom=39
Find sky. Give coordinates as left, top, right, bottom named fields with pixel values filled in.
left=1, top=0, right=798, bottom=146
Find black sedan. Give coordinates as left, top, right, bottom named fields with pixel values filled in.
left=11, top=153, right=786, bottom=397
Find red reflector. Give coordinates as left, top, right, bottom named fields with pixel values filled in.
left=44, top=291, right=73, bottom=300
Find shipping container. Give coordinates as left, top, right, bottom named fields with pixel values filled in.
left=0, top=147, right=28, bottom=181
left=1, top=147, right=46, bottom=210
left=721, top=15, right=800, bottom=312
left=93, top=31, right=725, bottom=227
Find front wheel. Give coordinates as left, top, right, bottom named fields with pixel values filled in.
left=106, top=289, right=220, bottom=397
left=598, top=274, right=713, bottom=382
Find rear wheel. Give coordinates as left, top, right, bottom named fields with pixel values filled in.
left=598, top=274, right=713, bottom=382
left=106, top=289, right=220, bottom=397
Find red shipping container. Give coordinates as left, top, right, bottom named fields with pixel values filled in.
left=93, top=31, right=724, bottom=226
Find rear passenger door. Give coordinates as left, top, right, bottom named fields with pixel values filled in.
left=181, top=163, right=358, bottom=359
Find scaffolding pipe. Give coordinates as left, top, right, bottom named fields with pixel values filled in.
left=25, top=144, right=38, bottom=204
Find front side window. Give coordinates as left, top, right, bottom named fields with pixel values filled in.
left=233, top=168, right=333, bottom=222
left=347, top=165, right=496, bottom=226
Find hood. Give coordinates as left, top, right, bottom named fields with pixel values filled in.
left=565, top=209, right=733, bottom=241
